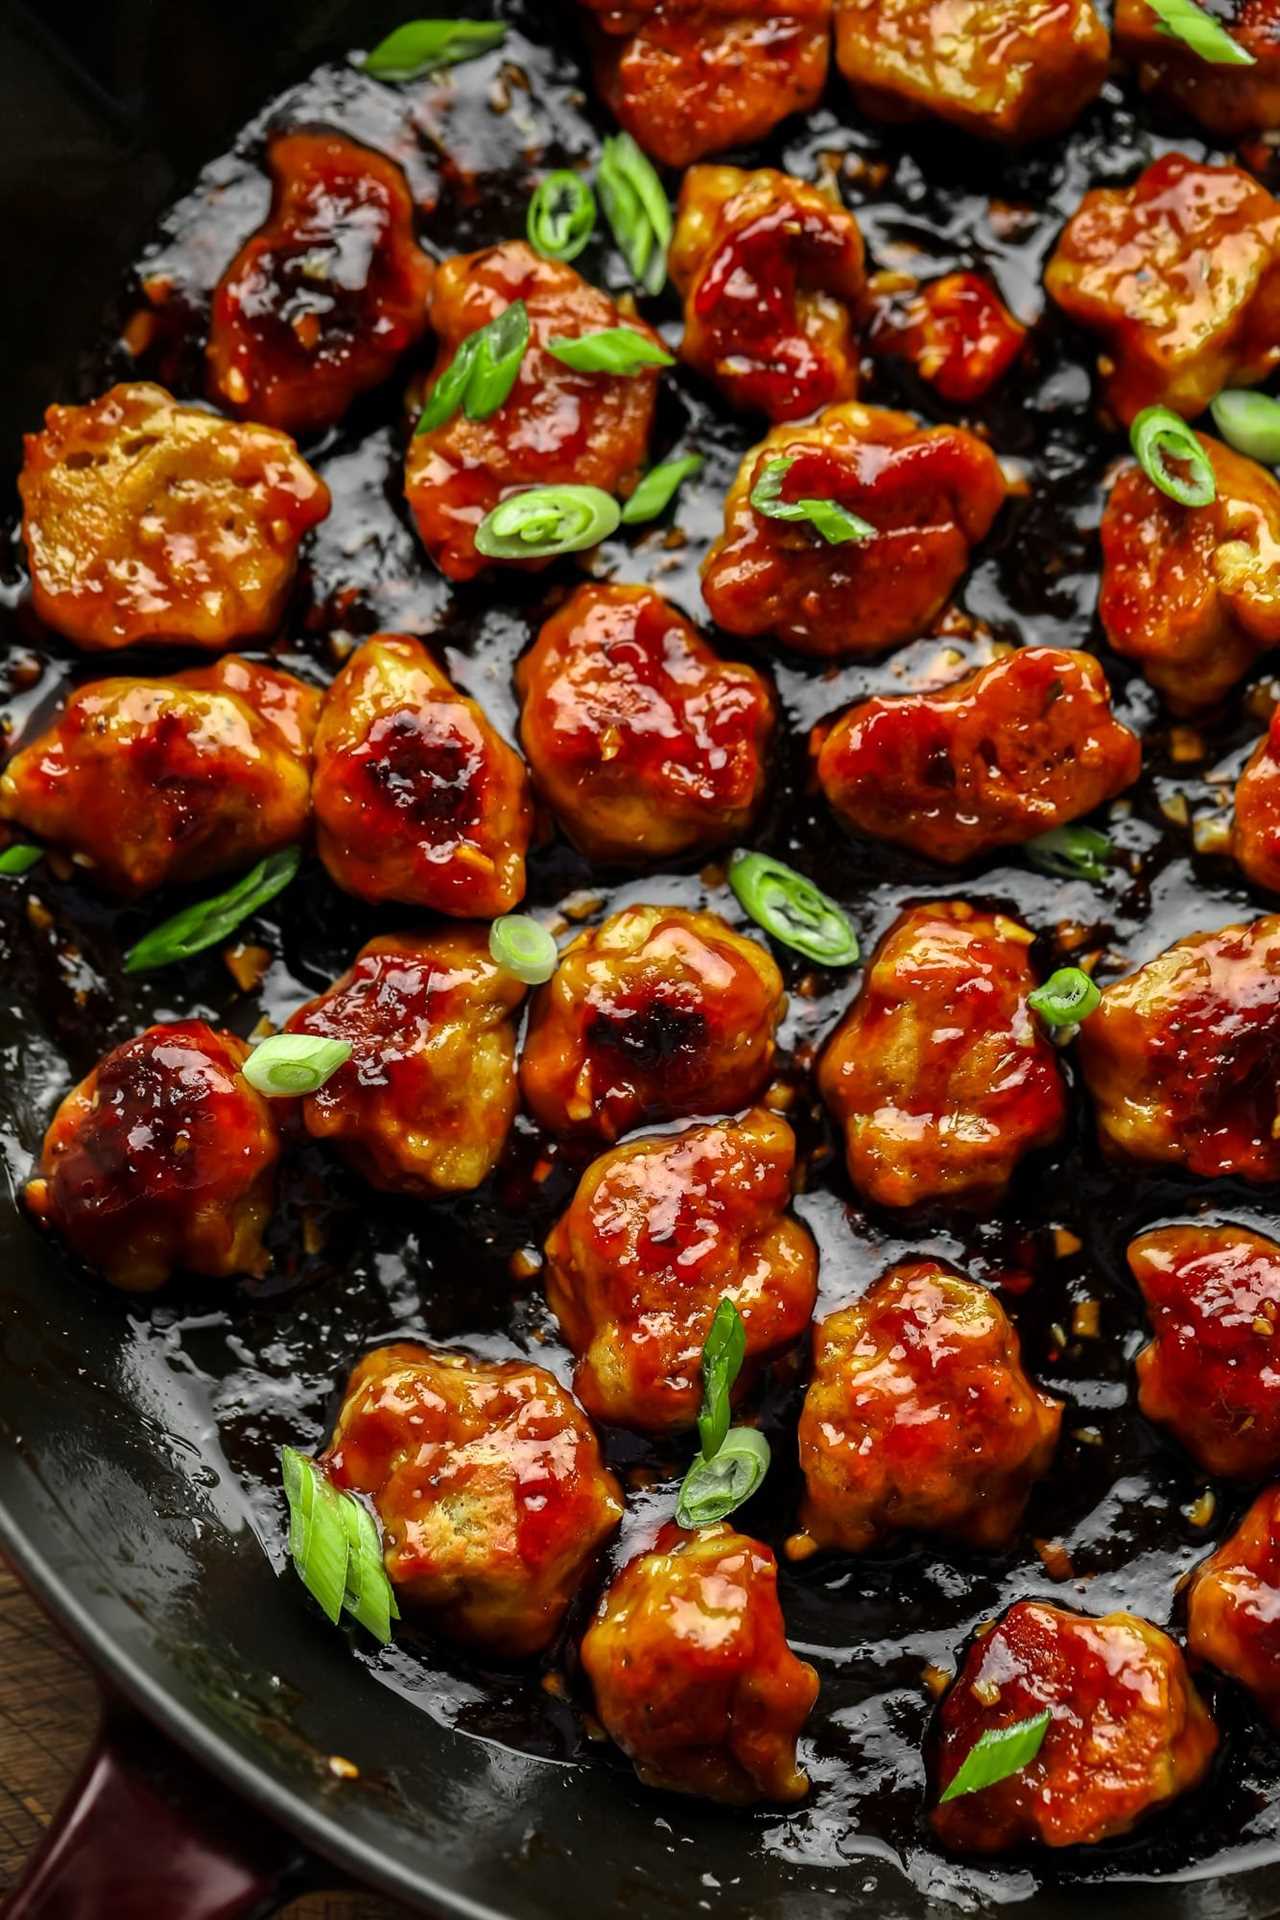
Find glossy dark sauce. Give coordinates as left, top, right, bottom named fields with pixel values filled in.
left=3, top=5, right=1280, bottom=1906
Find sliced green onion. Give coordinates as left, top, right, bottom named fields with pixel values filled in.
left=546, top=327, right=673, bottom=375
left=620, top=454, right=703, bottom=525
left=1027, top=966, right=1101, bottom=1030
left=939, top=1709, right=1052, bottom=1803
left=1025, top=824, right=1112, bottom=884
left=729, top=851, right=859, bottom=967
left=676, top=1427, right=771, bottom=1530
left=527, top=171, right=596, bottom=263
left=598, top=132, right=671, bottom=299
left=414, top=301, right=529, bottom=436
left=360, top=18, right=506, bottom=80
left=280, top=1448, right=397, bottom=1644
left=123, top=846, right=300, bottom=975
left=697, top=1298, right=747, bottom=1463
left=1211, top=388, right=1280, bottom=465
left=0, top=844, right=43, bottom=876
left=244, top=1034, right=352, bottom=1098
left=1144, top=0, right=1256, bottom=65
left=1130, top=407, right=1216, bottom=508
left=474, top=485, right=620, bottom=560
left=750, top=455, right=876, bottom=546
left=489, top=913, right=557, bottom=984
left=341, top=1494, right=400, bottom=1642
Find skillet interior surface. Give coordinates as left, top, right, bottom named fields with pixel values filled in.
left=4, top=1, right=1280, bottom=1914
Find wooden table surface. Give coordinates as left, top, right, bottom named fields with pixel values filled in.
left=0, top=1559, right=407, bottom=1918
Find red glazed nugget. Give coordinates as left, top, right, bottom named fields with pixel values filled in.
left=580, top=1521, right=819, bottom=1802
left=931, top=1602, right=1218, bottom=1851
left=1235, top=709, right=1280, bottom=892
left=0, top=657, right=317, bottom=898
left=544, top=1108, right=817, bottom=1430
left=284, top=929, right=525, bottom=1195
left=669, top=165, right=866, bottom=422
left=516, top=583, right=774, bottom=865
left=311, top=634, right=532, bottom=916
left=207, top=130, right=434, bottom=435
left=815, top=646, right=1140, bottom=864
left=405, top=242, right=661, bottom=582
left=834, top=0, right=1109, bottom=144
left=1188, top=1486, right=1280, bottom=1724
left=520, top=903, right=785, bottom=1142
left=326, top=1343, right=622, bottom=1658
left=1128, top=1223, right=1280, bottom=1478
left=1099, top=437, right=1280, bottom=712
left=1077, top=915, right=1280, bottom=1182
left=1045, top=155, right=1280, bottom=424
left=579, top=1, right=832, bottom=168
left=25, top=1022, right=280, bottom=1292
left=790, top=1262, right=1061, bottom=1556
left=701, top=401, right=1006, bottom=660
left=867, top=272, right=1027, bottom=405
left=818, top=903, right=1068, bottom=1209
left=1116, top=0, right=1280, bottom=140
left=19, top=383, right=330, bottom=653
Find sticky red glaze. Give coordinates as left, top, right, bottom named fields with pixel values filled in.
left=326, top=1342, right=622, bottom=1658
left=1099, top=438, right=1280, bottom=712
left=1116, top=0, right=1280, bottom=139
left=791, top=1261, right=1061, bottom=1556
left=1046, top=154, right=1280, bottom=424
left=580, top=1520, right=819, bottom=1803
left=0, top=657, right=318, bottom=898
left=1128, top=1223, right=1280, bottom=1477
left=516, top=582, right=774, bottom=864
left=1077, top=915, right=1280, bottom=1181
left=815, top=645, right=1139, bottom=864
left=701, top=400, right=1006, bottom=659
left=670, top=165, right=865, bottom=421
left=579, top=0, right=832, bottom=168
left=404, top=241, right=661, bottom=581
left=311, top=633, right=532, bottom=915
left=18, top=382, right=330, bottom=653
left=544, top=1108, right=817, bottom=1430
left=931, top=1601, right=1218, bottom=1851
left=818, top=902, right=1068, bottom=1209
left=206, top=130, right=434, bottom=435
left=284, top=928, right=526, bottom=1195
left=520, top=903, right=785, bottom=1142
left=867, top=271, right=1027, bottom=405
left=1188, top=1485, right=1280, bottom=1725
left=25, top=1022, right=280, bottom=1293
left=1235, top=707, right=1280, bottom=892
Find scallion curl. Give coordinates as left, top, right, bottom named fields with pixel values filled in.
left=474, top=485, right=620, bottom=560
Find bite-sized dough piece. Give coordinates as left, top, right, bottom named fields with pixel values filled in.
left=1235, top=708, right=1280, bottom=892
left=791, top=1262, right=1061, bottom=1556
left=1078, top=915, right=1280, bottom=1183
left=18, top=383, right=331, bottom=653
left=834, top=0, right=1109, bottom=144
left=1188, top=1485, right=1280, bottom=1724
left=405, top=241, right=661, bottom=582
left=311, top=633, right=532, bottom=916
left=1099, top=438, right=1280, bottom=712
left=1115, top=0, right=1280, bottom=140
left=206, top=130, right=434, bottom=435
left=578, top=0, right=832, bottom=168
left=815, top=646, right=1139, bottom=864
left=818, top=902, right=1068, bottom=1209
left=1045, top=155, right=1280, bottom=425
left=25, top=1022, right=280, bottom=1292
left=516, top=583, right=775, bottom=865
left=701, top=401, right=1006, bottom=660
left=520, top=904, right=785, bottom=1143
left=867, top=271, right=1027, bottom=405
left=931, top=1601, right=1218, bottom=1852
left=326, top=1343, right=622, bottom=1658
left=0, top=657, right=318, bottom=898
left=284, top=928, right=525, bottom=1195
left=669, top=166, right=866, bottom=422
left=580, top=1521, right=819, bottom=1802
left=1129, top=1223, right=1280, bottom=1478
left=544, top=1108, right=817, bottom=1430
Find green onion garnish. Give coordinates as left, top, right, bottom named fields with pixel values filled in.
left=697, top=1298, right=748, bottom=1463
left=620, top=453, right=703, bottom=525
left=1211, top=388, right=1280, bottom=465
left=243, top=1034, right=352, bottom=1097
left=1027, top=966, right=1101, bottom=1030
left=597, top=132, right=672, bottom=299
left=1143, top=0, right=1255, bottom=65
left=527, top=171, right=596, bottom=264
left=489, top=913, right=558, bottom=984
left=546, top=327, right=674, bottom=376
left=1130, top=407, right=1216, bottom=508
left=280, top=1447, right=399, bottom=1643
left=360, top=18, right=506, bottom=81
left=939, top=1709, right=1052, bottom=1803
left=1025, top=824, right=1112, bottom=884
left=123, top=846, right=301, bottom=975
left=676, top=1427, right=771, bottom=1530
left=0, top=844, right=43, bottom=877
left=749, top=455, right=876, bottom=546
left=474, top=485, right=620, bottom=560
left=414, top=300, right=529, bottom=436
left=728, top=851, right=859, bottom=967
